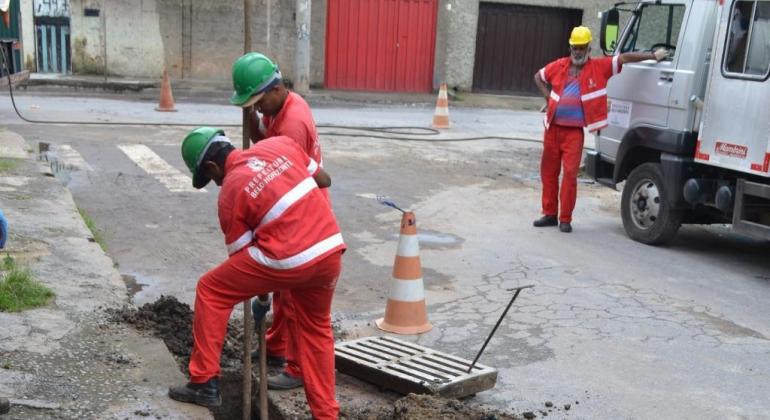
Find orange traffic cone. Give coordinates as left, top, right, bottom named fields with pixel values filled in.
left=376, top=211, right=432, bottom=334
left=155, top=69, right=177, bottom=112
left=431, top=83, right=450, bottom=129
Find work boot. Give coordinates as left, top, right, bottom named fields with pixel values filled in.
left=559, top=222, right=572, bottom=233
left=0, top=397, right=9, bottom=414
left=168, top=378, right=222, bottom=407
left=250, top=349, right=286, bottom=367
left=267, top=372, right=303, bottom=390
left=533, top=215, right=558, bottom=227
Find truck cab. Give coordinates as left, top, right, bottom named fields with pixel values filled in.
left=585, top=0, right=770, bottom=244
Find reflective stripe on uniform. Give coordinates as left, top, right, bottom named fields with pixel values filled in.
left=586, top=119, right=608, bottom=132
left=259, top=177, right=317, bottom=227
left=581, top=88, right=607, bottom=101
left=227, top=230, right=253, bottom=255
left=248, top=232, right=345, bottom=270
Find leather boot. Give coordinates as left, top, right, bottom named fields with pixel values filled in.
left=168, top=377, right=221, bottom=407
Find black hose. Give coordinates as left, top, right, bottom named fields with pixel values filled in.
left=1, top=44, right=543, bottom=144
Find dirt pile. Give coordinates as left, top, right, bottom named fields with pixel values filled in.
left=108, top=295, right=243, bottom=370
left=342, top=393, right=522, bottom=420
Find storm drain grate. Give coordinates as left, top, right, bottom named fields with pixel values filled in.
left=335, top=336, right=497, bottom=398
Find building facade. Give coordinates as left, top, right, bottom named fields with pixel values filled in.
left=17, top=0, right=615, bottom=95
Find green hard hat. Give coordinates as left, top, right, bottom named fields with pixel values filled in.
left=230, top=52, right=283, bottom=107
left=181, top=127, right=227, bottom=189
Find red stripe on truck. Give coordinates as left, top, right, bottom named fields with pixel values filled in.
left=750, top=154, right=770, bottom=173
left=695, top=140, right=710, bottom=161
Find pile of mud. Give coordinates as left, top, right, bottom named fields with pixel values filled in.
left=343, top=394, right=522, bottom=420
left=108, top=296, right=243, bottom=370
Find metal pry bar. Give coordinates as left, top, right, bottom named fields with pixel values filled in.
left=467, top=284, right=535, bottom=373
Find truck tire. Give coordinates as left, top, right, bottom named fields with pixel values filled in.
left=621, top=162, right=682, bottom=245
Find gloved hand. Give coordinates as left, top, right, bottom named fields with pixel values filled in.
left=0, top=209, right=7, bottom=249
left=251, top=294, right=271, bottom=324
left=653, top=48, right=670, bottom=62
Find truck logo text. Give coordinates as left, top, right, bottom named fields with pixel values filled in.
left=714, top=141, right=748, bottom=159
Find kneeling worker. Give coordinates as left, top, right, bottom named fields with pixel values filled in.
left=168, top=127, right=345, bottom=420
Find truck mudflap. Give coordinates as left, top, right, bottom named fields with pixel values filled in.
left=732, top=179, right=770, bottom=240
left=660, top=153, right=699, bottom=209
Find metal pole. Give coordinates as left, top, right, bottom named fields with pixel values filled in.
left=266, top=0, right=271, bottom=55
left=259, top=317, right=268, bottom=419
left=294, top=0, right=311, bottom=94
left=242, top=3, right=254, bottom=419
left=102, top=0, right=107, bottom=82
left=467, top=285, right=534, bottom=373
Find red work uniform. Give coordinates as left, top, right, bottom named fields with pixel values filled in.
left=188, top=136, right=345, bottom=420
left=259, top=91, right=327, bottom=379
left=538, top=55, right=621, bottom=223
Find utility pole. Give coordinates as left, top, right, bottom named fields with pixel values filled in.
left=294, top=0, right=311, bottom=94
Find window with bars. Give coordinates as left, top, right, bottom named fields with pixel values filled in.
left=724, top=0, right=770, bottom=79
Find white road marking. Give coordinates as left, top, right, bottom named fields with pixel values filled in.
left=118, top=144, right=204, bottom=193
left=55, top=145, right=92, bottom=171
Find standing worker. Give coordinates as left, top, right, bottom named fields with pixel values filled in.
left=230, top=51, right=327, bottom=390
left=533, top=26, right=669, bottom=233
left=168, top=127, right=345, bottom=420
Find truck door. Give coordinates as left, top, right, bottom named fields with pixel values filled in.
left=598, top=1, right=691, bottom=158
left=698, top=0, right=770, bottom=177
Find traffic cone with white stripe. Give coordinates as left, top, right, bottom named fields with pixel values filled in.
left=376, top=211, right=432, bottom=334
left=431, top=83, right=450, bottom=129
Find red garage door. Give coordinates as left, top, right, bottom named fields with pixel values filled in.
left=325, top=0, right=438, bottom=93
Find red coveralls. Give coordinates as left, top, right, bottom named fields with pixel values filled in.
left=188, top=136, right=345, bottom=419
left=259, top=92, right=327, bottom=378
left=538, top=55, right=621, bottom=223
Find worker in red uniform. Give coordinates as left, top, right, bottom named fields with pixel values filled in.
left=169, top=127, right=345, bottom=420
left=533, top=26, right=669, bottom=233
left=230, top=52, right=327, bottom=390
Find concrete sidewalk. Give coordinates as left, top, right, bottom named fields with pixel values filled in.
left=0, top=129, right=212, bottom=419
left=18, top=72, right=545, bottom=111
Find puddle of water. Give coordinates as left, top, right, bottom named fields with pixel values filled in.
left=391, top=231, right=463, bottom=248
left=418, top=232, right=461, bottom=246
left=121, top=273, right=157, bottom=304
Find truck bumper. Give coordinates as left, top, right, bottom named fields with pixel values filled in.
left=584, top=150, right=616, bottom=189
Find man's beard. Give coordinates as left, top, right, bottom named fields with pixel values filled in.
left=571, top=53, right=588, bottom=66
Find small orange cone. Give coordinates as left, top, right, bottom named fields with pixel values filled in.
left=431, top=83, right=450, bottom=129
left=155, top=69, right=177, bottom=112
left=376, top=211, right=432, bottom=334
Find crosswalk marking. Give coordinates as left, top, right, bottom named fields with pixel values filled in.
left=55, top=145, right=92, bottom=171
left=117, top=144, right=204, bottom=193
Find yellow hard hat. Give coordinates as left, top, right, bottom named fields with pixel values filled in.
left=569, top=26, right=592, bottom=46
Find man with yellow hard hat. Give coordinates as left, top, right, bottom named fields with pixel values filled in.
left=533, top=26, right=669, bottom=233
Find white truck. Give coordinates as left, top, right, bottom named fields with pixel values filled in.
left=586, top=0, right=770, bottom=244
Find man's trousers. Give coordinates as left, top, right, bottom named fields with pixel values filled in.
left=540, top=124, right=585, bottom=223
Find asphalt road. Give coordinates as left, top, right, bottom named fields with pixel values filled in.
left=2, top=93, right=769, bottom=419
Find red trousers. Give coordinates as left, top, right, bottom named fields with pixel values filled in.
left=540, top=125, right=585, bottom=223
left=265, top=291, right=303, bottom=377
left=189, top=250, right=342, bottom=420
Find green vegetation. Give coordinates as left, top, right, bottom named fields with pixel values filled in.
left=0, top=158, right=19, bottom=172
left=0, top=254, right=55, bottom=312
left=78, top=208, right=107, bottom=252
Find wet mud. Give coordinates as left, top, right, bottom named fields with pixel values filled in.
left=108, top=295, right=243, bottom=371
left=341, top=393, right=522, bottom=419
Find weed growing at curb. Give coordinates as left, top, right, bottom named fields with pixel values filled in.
left=0, top=158, right=19, bottom=172
left=78, top=207, right=107, bottom=252
left=0, top=254, right=55, bottom=312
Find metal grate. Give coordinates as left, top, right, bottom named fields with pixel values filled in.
left=335, top=336, right=497, bottom=398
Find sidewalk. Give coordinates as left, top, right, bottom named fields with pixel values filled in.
left=0, top=129, right=212, bottom=419
left=19, top=72, right=545, bottom=111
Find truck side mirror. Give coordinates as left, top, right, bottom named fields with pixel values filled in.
left=600, top=8, right=620, bottom=54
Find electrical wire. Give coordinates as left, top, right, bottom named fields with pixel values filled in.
left=1, top=44, right=543, bottom=145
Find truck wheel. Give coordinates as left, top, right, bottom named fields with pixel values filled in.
left=621, top=163, right=682, bottom=245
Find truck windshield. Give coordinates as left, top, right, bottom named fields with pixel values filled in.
left=620, top=4, right=686, bottom=57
